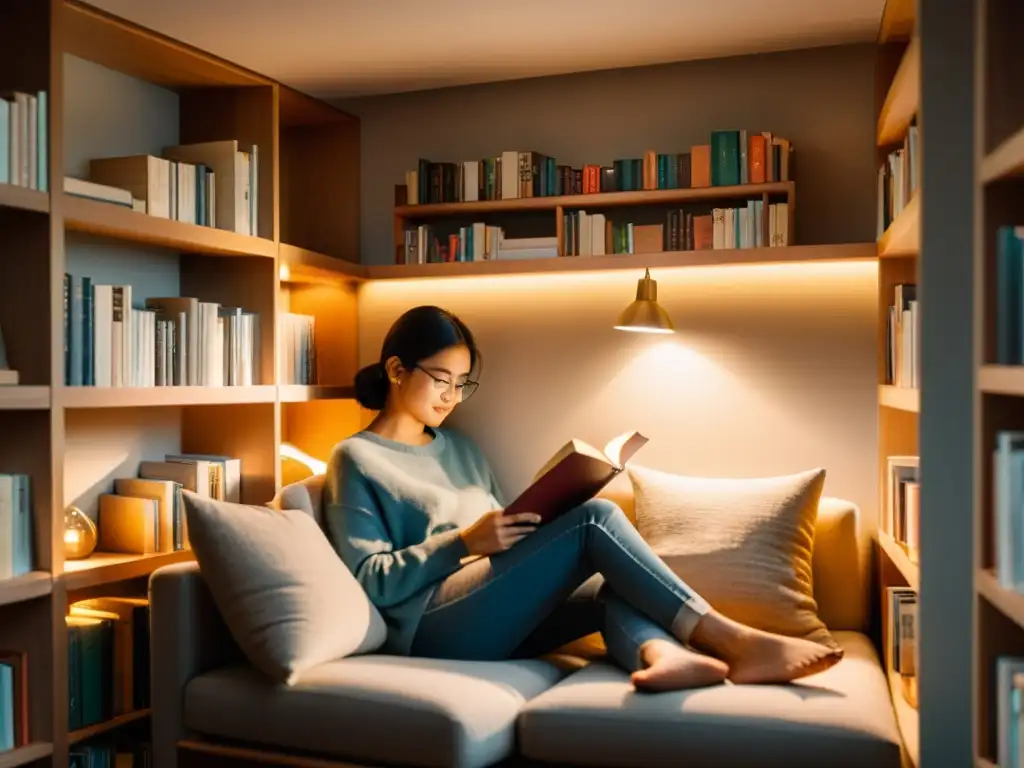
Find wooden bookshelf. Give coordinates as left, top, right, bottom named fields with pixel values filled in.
left=368, top=243, right=874, bottom=281
left=0, top=743, right=54, bottom=768
left=67, top=708, right=149, bottom=746
left=877, top=36, right=920, bottom=148
left=63, top=194, right=277, bottom=259
left=61, top=551, right=194, bottom=591
left=0, top=387, right=50, bottom=410
left=0, top=1, right=363, bottom=764
left=878, top=193, right=920, bottom=258
left=57, top=385, right=277, bottom=409
left=0, top=184, right=49, bottom=214
left=973, top=2, right=1024, bottom=765
left=875, top=3, right=920, bottom=764
left=879, top=385, right=920, bottom=413
left=0, top=572, right=52, bottom=608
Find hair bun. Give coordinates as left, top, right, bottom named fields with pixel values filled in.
left=354, top=361, right=389, bottom=411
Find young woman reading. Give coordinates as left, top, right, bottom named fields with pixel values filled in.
left=323, top=305, right=843, bottom=691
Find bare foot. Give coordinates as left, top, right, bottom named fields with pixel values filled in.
left=689, top=610, right=843, bottom=685
left=630, top=639, right=729, bottom=692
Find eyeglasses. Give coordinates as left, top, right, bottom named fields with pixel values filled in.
left=415, top=365, right=479, bottom=401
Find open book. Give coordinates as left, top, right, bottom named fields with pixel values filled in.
left=502, top=431, right=649, bottom=523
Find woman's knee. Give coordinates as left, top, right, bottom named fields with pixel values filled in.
left=577, top=497, right=627, bottom=523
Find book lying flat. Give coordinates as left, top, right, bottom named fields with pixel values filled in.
left=502, top=430, right=648, bottom=523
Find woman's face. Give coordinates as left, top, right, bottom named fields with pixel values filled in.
left=388, top=344, right=475, bottom=428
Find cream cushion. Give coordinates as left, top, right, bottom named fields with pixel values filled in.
left=184, top=656, right=567, bottom=768
left=625, top=465, right=836, bottom=647
left=517, top=631, right=902, bottom=768
left=181, top=490, right=387, bottom=685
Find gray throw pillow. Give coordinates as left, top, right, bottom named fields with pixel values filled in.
left=182, top=490, right=387, bottom=684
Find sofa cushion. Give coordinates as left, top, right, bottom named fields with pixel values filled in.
left=183, top=655, right=567, bottom=768
left=181, top=491, right=387, bottom=685
left=626, top=465, right=836, bottom=648
left=517, top=631, right=902, bottom=768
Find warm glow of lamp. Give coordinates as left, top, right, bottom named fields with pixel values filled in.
left=280, top=442, right=327, bottom=482
left=614, top=268, right=675, bottom=334
left=63, top=506, right=98, bottom=560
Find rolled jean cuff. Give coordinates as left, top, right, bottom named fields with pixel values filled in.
left=671, top=594, right=711, bottom=643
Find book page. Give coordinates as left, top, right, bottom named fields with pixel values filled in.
left=532, top=438, right=607, bottom=482
left=603, top=431, right=649, bottom=467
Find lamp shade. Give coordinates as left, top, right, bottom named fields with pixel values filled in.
left=614, top=268, right=675, bottom=334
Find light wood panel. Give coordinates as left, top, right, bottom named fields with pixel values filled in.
left=58, top=386, right=276, bottom=409
left=878, top=0, right=916, bottom=43
left=879, top=385, right=920, bottom=413
left=0, top=186, right=49, bottom=214
left=878, top=194, right=920, bottom=257
left=877, top=36, right=920, bottom=147
left=0, top=388, right=50, bottom=410
left=63, top=193, right=277, bottom=259
left=0, top=572, right=51, bottom=608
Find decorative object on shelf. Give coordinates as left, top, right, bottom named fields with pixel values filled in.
left=0, top=322, right=18, bottom=385
left=614, top=269, right=675, bottom=334
left=280, top=442, right=327, bottom=486
left=63, top=505, right=98, bottom=560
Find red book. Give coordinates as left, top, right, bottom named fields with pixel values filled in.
left=502, top=431, right=648, bottom=523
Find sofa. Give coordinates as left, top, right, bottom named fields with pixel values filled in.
left=148, top=473, right=905, bottom=768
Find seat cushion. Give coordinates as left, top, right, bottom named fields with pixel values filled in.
left=184, top=654, right=567, bottom=768
left=517, top=631, right=903, bottom=768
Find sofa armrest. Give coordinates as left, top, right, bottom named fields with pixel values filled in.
left=149, top=560, right=243, bottom=768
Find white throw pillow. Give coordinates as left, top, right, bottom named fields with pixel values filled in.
left=182, top=490, right=387, bottom=684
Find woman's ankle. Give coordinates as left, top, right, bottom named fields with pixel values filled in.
left=688, top=609, right=746, bottom=658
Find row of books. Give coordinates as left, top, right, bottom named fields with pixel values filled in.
left=64, top=139, right=259, bottom=236
left=885, top=283, right=918, bottom=389
left=66, top=597, right=150, bottom=730
left=885, top=455, right=920, bottom=561
left=63, top=275, right=262, bottom=388
left=0, top=474, right=32, bottom=581
left=995, top=226, right=1024, bottom=365
left=886, top=587, right=918, bottom=709
left=88, top=453, right=240, bottom=556
left=997, top=656, right=1024, bottom=768
left=1, top=90, right=47, bottom=191
left=71, top=740, right=152, bottom=768
left=0, top=650, right=26, bottom=751
left=994, top=430, right=1024, bottom=593
left=280, top=312, right=317, bottom=385
left=400, top=225, right=558, bottom=265
left=877, top=120, right=919, bottom=237
left=403, top=130, right=793, bottom=205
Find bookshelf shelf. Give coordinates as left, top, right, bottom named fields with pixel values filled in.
left=367, top=243, right=875, bottom=281
left=0, top=571, right=51, bottom=608
left=63, top=194, right=277, bottom=259
left=68, top=708, right=150, bottom=746
left=878, top=0, right=915, bottom=43
left=279, top=385, right=356, bottom=403
left=878, top=193, right=920, bottom=257
left=977, top=759, right=998, bottom=768
left=0, top=387, right=50, bottom=410
left=878, top=385, right=920, bottom=413
left=978, top=365, right=1024, bottom=395
left=879, top=530, right=920, bottom=589
left=887, top=669, right=920, bottom=768
left=977, top=570, right=1024, bottom=632
left=0, top=184, right=48, bottom=215
left=61, top=550, right=194, bottom=591
left=981, top=124, right=1024, bottom=184
left=877, top=35, right=920, bottom=147
left=58, top=385, right=277, bottom=409
left=280, top=244, right=365, bottom=284
left=396, top=182, right=795, bottom=218
left=0, top=742, right=54, bottom=768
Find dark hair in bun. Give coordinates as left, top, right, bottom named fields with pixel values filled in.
left=353, top=305, right=480, bottom=411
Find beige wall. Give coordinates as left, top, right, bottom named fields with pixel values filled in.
left=337, top=43, right=878, bottom=266
left=356, top=258, right=880, bottom=525
left=346, top=43, right=880, bottom=527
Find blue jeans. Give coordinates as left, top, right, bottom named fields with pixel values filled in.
left=409, top=498, right=711, bottom=672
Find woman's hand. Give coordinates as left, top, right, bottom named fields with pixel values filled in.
left=460, top=511, right=542, bottom=556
